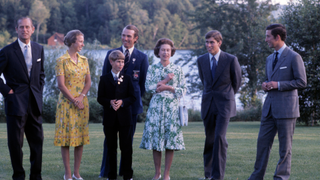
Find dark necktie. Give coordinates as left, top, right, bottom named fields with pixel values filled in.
left=114, top=76, right=118, bottom=84
left=211, top=56, right=217, bottom=80
left=123, top=49, right=130, bottom=73
left=272, top=52, right=279, bottom=71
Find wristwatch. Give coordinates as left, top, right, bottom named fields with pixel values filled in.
left=81, top=93, right=86, bottom=97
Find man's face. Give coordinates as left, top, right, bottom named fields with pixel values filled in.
left=110, top=59, right=124, bottom=73
left=121, top=28, right=138, bottom=49
left=205, top=37, right=221, bottom=55
left=15, top=18, right=35, bottom=44
left=265, top=30, right=279, bottom=49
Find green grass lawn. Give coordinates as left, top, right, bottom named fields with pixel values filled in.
left=0, top=122, right=319, bottom=180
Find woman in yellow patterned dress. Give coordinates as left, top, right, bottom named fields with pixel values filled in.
left=54, top=30, right=91, bottom=180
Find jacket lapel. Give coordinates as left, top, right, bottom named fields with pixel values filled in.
left=202, top=53, right=213, bottom=84
left=125, top=48, right=137, bottom=75
left=212, top=51, right=228, bottom=86
left=271, top=47, right=289, bottom=78
left=30, top=41, right=38, bottom=78
left=107, top=73, right=117, bottom=86
left=13, top=40, right=29, bottom=78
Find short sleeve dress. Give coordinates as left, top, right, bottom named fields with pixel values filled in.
left=140, top=62, right=186, bottom=151
left=54, top=51, right=90, bottom=147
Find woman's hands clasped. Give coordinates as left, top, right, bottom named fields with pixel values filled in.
left=73, top=96, right=85, bottom=110
left=156, top=73, right=174, bottom=93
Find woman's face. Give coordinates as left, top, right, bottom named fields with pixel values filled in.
left=71, top=35, right=84, bottom=52
left=159, top=44, right=172, bottom=62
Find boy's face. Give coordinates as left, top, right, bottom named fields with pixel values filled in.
left=110, top=59, right=124, bottom=73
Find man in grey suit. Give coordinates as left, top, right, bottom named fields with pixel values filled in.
left=197, top=30, right=242, bottom=180
left=248, top=24, right=307, bottom=180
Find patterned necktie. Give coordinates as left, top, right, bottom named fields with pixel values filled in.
left=211, top=56, right=217, bottom=80
left=122, top=49, right=130, bottom=73
left=272, top=52, right=279, bottom=71
left=24, top=45, right=32, bottom=76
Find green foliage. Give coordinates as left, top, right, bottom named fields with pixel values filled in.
left=186, top=0, right=276, bottom=108
left=187, top=109, right=202, bottom=122
left=0, top=0, right=200, bottom=49
left=88, top=97, right=103, bottom=123
left=231, top=101, right=262, bottom=122
left=42, top=96, right=57, bottom=123
left=281, top=0, right=320, bottom=125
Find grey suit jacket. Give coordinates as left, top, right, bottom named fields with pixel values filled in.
left=262, top=47, right=307, bottom=119
left=197, top=51, right=242, bottom=122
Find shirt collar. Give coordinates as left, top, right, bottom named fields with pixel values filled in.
left=18, top=38, right=31, bottom=50
left=209, top=49, right=221, bottom=63
left=122, top=45, right=134, bottom=56
left=275, top=43, right=286, bottom=58
left=111, top=70, right=120, bottom=78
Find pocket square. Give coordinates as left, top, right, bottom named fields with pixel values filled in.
left=280, top=66, right=287, bottom=69
left=37, top=58, right=41, bottom=62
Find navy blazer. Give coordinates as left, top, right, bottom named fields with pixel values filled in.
left=97, top=73, right=136, bottom=127
left=102, top=47, right=148, bottom=115
left=197, top=51, right=242, bottom=122
left=0, top=40, right=45, bottom=116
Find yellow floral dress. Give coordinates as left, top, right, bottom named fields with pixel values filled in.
left=54, top=51, right=90, bottom=147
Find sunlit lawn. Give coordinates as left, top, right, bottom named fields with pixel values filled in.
left=0, top=122, right=319, bottom=180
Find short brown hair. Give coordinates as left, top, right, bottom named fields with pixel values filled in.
left=205, top=30, right=223, bottom=43
left=124, top=25, right=139, bottom=43
left=154, top=38, right=176, bottom=58
left=64, top=30, right=84, bottom=47
left=109, top=50, right=125, bottom=61
left=266, top=24, right=287, bottom=41
left=16, top=17, right=33, bottom=28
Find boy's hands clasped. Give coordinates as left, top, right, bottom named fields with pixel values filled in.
left=110, top=99, right=123, bottom=111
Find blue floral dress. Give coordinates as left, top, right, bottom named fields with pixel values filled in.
left=140, top=62, right=186, bottom=151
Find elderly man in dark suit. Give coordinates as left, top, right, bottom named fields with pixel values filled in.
left=0, top=17, right=45, bottom=180
left=248, top=24, right=307, bottom=180
left=197, top=30, right=242, bottom=180
left=99, top=25, right=149, bottom=178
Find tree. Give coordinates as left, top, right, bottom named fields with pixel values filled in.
left=281, top=0, right=320, bottom=125
left=185, top=0, right=277, bottom=108
left=29, top=0, right=50, bottom=42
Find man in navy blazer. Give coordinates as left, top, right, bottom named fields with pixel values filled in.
left=248, top=24, right=307, bottom=180
left=197, top=30, right=241, bottom=180
left=0, top=17, right=45, bottom=180
left=99, top=25, right=149, bottom=178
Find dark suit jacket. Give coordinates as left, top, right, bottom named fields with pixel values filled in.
left=262, top=47, right=307, bottom=119
left=0, top=40, right=45, bottom=116
left=197, top=51, right=241, bottom=122
left=97, top=73, right=136, bottom=127
left=102, top=47, right=148, bottom=115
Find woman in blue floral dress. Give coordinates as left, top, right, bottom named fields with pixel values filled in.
left=140, top=38, right=186, bottom=180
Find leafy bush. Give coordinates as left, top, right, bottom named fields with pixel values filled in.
left=88, top=97, right=103, bottom=123
left=42, top=97, right=58, bottom=123
left=188, top=109, right=202, bottom=122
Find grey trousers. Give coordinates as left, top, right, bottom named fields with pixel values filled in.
left=248, top=112, right=296, bottom=180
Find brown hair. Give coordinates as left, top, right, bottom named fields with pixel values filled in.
left=109, top=50, right=125, bottom=61
left=266, top=24, right=287, bottom=41
left=205, top=30, right=223, bottom=43
left=154, top=38, right=176, bottom=58
left=64, top=30, right=84, bottom=47
left=124, top=25, right=139, bottom=44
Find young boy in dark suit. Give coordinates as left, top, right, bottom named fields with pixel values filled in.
left=97, top=50, right=136, bottom=180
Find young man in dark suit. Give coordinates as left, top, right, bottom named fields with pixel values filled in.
left=0, top=17, right=45, bottom=180
left=247, top=24, right=307, bottom=180
left=100, top=25, right=149, bottom=178
left=197, top=30, right=242, bottom=180
left=97, top=50, right=136, bottom=180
